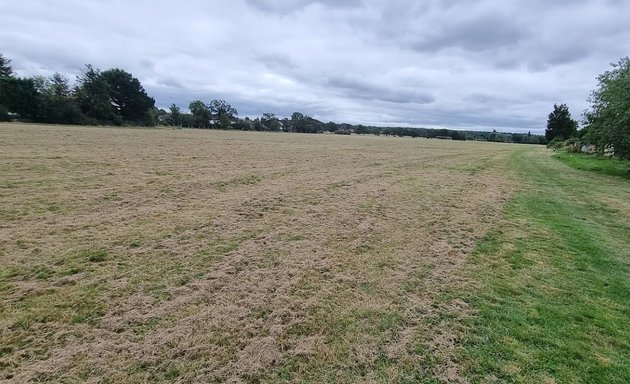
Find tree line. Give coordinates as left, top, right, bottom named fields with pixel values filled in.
left=161, top=105, right=545, bottom=143
left=545, top=57, right=630, bottom=160
left=0, top=52, right=547, bottom=143
left=0, top=55, right=155, bottom=126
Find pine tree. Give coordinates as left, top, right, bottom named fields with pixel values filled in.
left=0, top=53, right=13, bottom=79
left=545, top=103, right=577, bottom=141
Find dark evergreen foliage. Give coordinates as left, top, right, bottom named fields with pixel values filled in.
left=99, top=68, right=155, bottom=124
left=0, top=53, right=14, bottom=79
left=0, top=77, right=41, bottom=120
left=0, top=54, right=156, bottom=126
left=545, top=103, right=578, bottom=141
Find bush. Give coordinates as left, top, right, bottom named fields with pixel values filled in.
left=547, top=138, right=567, bottom=150
left=548, top=137, right=582, bottom=153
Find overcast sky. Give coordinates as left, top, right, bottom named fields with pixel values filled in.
left=1, top=0, right=629, bottom=132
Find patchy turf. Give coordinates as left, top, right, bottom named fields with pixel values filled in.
left=4, top=123, right=627, bottom=383
left=0, top=123, right=520, bottom=382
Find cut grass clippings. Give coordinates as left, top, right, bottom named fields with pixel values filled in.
left=461, top=149, right=630, bottom=383
left=3, top=124, right=629, bottom=383
left=0, top=123, right=518, bottom=382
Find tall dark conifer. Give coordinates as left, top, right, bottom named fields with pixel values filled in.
left=545, top=103, right=578, bottom=141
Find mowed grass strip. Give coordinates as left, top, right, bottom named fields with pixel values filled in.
left=554, top=151, right=630, bottom=180
left=461, top=149, right=630, bottom=383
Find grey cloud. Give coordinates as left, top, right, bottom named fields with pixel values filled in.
left=257, top=53, right=298, bottom=71
left=411, top=13, right=526, bottom=53
left=140, top=59, right=155, bottom=70
left=327, top=76, right=435, bottom=105
left=246, top=0, right=362, bottom=14
left=155, top=77, right=184, bottom=89
left=2, top=0, right=630, bottom=133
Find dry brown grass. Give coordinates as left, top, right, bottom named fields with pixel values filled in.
left=0, top=123, right=521, bottom=383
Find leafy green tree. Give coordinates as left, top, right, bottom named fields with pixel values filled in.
left=252, top=117, right=263, bottom=131
left=261, top=113, right=281, bottom=131
left=205, top=100, right=236, bottom=128
left=290, top=112, right=306, bottom=132
left=180, top=112, right=194, bottom=128
left=0, top=58, right=70, bottom=123
left=75, top=65, right=115, bottom=123
left=280, top=117, right=290, bottom=131
left=100, top=68, right=155, bottom=124
left=154, top=108, right=169, bottom=125
left=583, top=57, right=630, bottom=159
left=189, top=100, right=211, bottom=128
left=0, top=77, right=41, bottom=120
left=355, top=124, right=369, bottom=134
left=144, top=107, right=159, bottom=127
left=37, top=73, right=84, bottom=124
left=219, top=114, right=231, bottom=128
left=208, top=99, right=237, bottom=121
left=290, top=112, right=324, bottom=133
left=49, top=73, right=72, bottom=99
left=232, top=118, right=253, bottom=131
left=448, top=130, right=463, bottom=140
left=74, top=66, right=155, bottom=125
left=169, top=103, right=182, bottom=126
left=545, top=103, right=577, bottom=141
left=0, top=53, right=15, bottom=120
left=31, top=75, right=50, bottom=94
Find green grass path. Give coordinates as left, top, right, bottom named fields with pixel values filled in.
left=553, top=152, right=630, bottom=180
left=461, top=147, right=630, bottom=383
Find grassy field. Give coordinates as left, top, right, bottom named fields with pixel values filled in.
left=462, top=149, right=630, bottom=383
left=0, top=124, right=628, bottom=383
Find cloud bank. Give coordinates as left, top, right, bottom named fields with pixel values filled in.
left=1, top=0, right=629, bottom=132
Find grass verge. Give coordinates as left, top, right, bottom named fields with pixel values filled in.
left=460, top=148, right=630, bottom=383
left=553, top=152, right=630, bottom=179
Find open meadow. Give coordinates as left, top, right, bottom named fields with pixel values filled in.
left=1, top=124, right=628, bottom=383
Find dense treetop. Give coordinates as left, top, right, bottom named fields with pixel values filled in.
left=0, top=58, right=156, bottom=126
left=582, top=57, right=630, bottom=159
left=0, top=53, right=13, bottom=79
left=545, top=103, right=578, bottom=142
